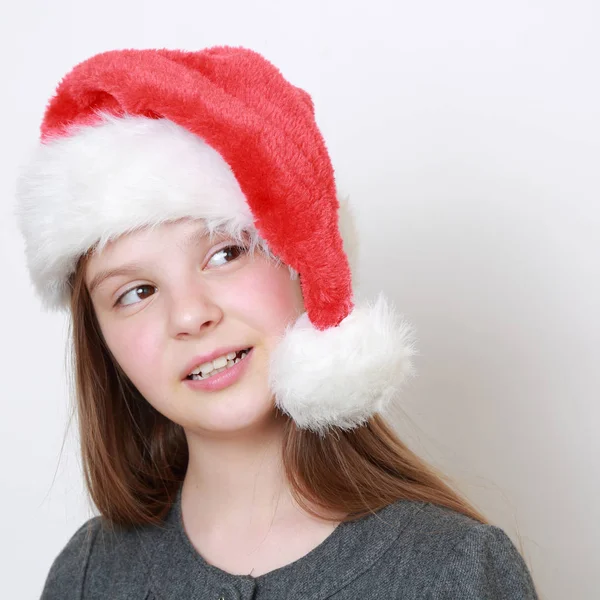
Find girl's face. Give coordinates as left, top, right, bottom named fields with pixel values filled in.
left=85, top=219, right=305, bottom=435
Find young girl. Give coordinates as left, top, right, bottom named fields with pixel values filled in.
left=16, top=46, right=539, bottom=599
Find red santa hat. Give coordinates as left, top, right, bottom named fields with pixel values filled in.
left=15, top=46, right=418, bottom=436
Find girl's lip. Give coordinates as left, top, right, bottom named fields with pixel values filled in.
left=181, top=345, right=251, bottom=380
left=182, top=347, right=254, bottom=392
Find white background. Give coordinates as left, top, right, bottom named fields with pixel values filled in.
left=1, top=1, right=598, bottom=598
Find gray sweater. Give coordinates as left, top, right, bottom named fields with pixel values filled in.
left=40, top=486, right=539, bottom=599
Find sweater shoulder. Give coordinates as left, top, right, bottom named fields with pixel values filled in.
left=380, top=501, right=539, bottom=599
left=431, top=519, right=539, bottom=599
left=40, top=516, right=103, bottom=600
left=39, top=515, right=151, bottom=600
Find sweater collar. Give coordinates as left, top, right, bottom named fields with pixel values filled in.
left=138, top=485, right=426, bottom=600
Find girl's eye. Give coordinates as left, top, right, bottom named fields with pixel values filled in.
left=112, top=245, right=246, bottom=307
left=206, top=244, right=247, bottom=268
left=115, top=284, right=156, bottom=307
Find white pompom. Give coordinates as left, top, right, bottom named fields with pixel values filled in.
left=268, top=292, right=419, bottom=436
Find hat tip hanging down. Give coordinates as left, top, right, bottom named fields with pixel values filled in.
left=270, top=292, right=419, bottom=437
left=14, top=46, right=419, bottom=433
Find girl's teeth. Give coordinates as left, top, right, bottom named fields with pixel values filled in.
left=213, top=356, right=227, bottom=369
left=189, top=349, right=251, bottom=379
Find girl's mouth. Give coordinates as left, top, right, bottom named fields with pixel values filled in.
left=186, top=347, right=252, bottom=380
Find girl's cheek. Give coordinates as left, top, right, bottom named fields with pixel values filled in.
left=220, top=263, right=303, bottom=329
left=106, top=323, right=162, bottom=376
left=133, top=330, right=162, bottom=365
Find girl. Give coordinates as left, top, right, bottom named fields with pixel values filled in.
left=15, top=46, right=539, bottom=599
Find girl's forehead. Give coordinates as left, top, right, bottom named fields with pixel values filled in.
left=85, top=219, right=255, bottom=273
left=94, top=219, right=230, bottom=255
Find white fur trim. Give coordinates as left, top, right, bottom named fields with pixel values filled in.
left=15, top=112, right=254, bottom=311
left=15, top=111, right=360, bottom=312
left=269, top=292, right=419, bottom=436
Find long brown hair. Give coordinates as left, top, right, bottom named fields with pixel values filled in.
left=66, top=250, right=491, bottom=529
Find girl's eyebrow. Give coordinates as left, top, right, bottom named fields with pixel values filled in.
left=88, top=264, right=145, bottom=295
left=88, top=224, right=223, bottom=294
left=177, top=224, right=227, bottom=251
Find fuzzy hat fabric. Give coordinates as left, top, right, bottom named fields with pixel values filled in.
left=15, top=46, right=418, bottom=436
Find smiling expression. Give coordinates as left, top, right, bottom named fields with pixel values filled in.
left=85, top=218, right=305, bottom=435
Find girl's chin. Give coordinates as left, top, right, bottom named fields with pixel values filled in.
left=183, top=403, right=281, bottom=434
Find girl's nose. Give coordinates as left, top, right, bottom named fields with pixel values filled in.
left=167, top=280, right=223, bottom=339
